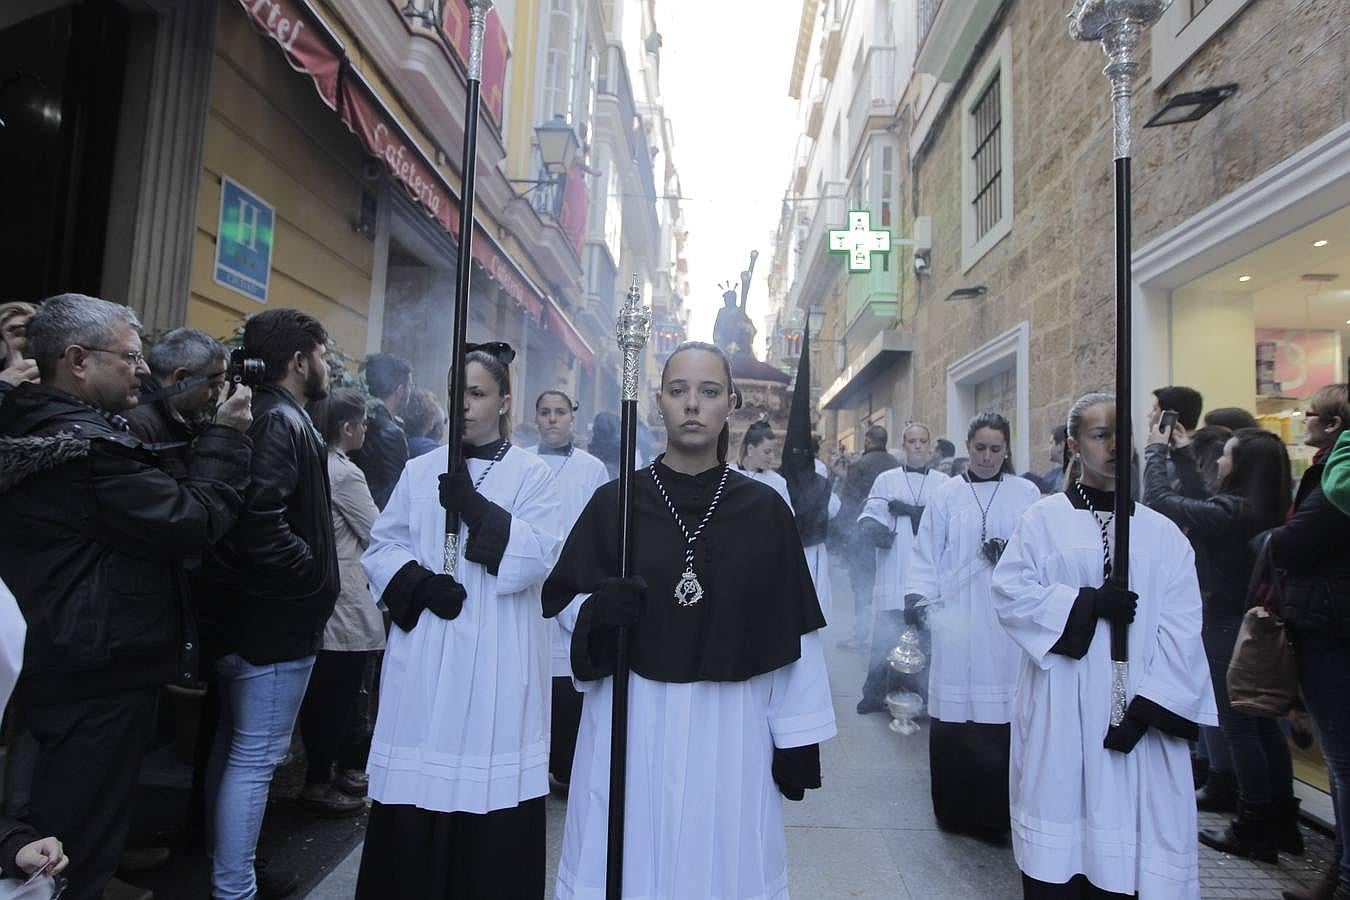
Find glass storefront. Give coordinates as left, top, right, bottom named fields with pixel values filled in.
left=1168, top=202, right=1350, bottom=794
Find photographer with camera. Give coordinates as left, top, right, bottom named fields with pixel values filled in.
left=197, top=308, right=340, bottom=900
left=0, top=293, right=252, bottom=900
left=125, top=328, right=231, bottom=478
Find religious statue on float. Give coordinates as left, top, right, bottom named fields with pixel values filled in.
left=712, top=250, right=759, bottom=360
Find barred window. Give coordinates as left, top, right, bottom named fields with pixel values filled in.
left=970, top=74, right=1002, bottom=242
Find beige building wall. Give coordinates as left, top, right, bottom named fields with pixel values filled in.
left=906, top=0, right=1348, bottom=448
left=187, top=4, right=375, bottom=354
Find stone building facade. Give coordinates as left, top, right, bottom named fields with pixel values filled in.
left=902, top=0, right=1348, bottom=469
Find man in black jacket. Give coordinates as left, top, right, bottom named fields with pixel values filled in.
left=834, top=425, right=899, bottom=650
left=0, top=294, right=253, bottom=900
left=124, top=327, right=229, bottom=479
left=351, top=352, right=411, bottom=509
left=197, top=308, right=340, bottom=900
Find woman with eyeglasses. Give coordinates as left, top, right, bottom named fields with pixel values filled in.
left=1296, top=385, right=1349, bottom=508
left=1268, top=383, right=1350, bottom=900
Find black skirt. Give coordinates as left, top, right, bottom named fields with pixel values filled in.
left=355, top=798, right=545, bottom=899
left=929, top=719, right=1011, bottom=832
left=1021, top=872, right=1137, bottom=899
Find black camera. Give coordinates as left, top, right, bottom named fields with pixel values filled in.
left=228, top=348, right=266, bottom=387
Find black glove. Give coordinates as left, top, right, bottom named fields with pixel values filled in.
left=1103, top=716, right=1147, bottom=754
left=438, top=464, right=491, bottom=526
left=771, top=744, right=821, bottom=801
left=1086, top=583, right=1137, bottom=625
left=887, top=498, right=918, bottom=519
left=587, top=576, right=647, bottom=629
left=903, top=594, right=926, bottom=627
left=414, top=573, right=467, bottom=622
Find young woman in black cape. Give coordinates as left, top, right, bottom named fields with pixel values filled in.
left=542, top=341, right=836, bottom=899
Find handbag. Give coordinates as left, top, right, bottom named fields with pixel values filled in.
left=1226, top=534, right=1299, bottom=717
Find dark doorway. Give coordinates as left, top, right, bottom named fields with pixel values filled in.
left=0, top=1, right=129, bottom=303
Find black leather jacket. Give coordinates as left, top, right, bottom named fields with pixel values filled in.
left=350, top=401, right=407, bottom=510
left=0, top=383, right=250, bottom=704
left=1269, top=483, right=1350, bottom=639
left=199, top=384, right=340, bottom=664
left=1143, top=443, right=1260, bottom=622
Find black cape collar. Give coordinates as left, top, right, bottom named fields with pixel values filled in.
left=464, top=438, right=508, bottom=460
left=544, top=458, right=825, bottom=683
left=1066, top=480, right=1137, bottom=515
left=965, top=470, right=1001, bottom=484
left=903, top=465, right=928, bottom=474
left=538, top=441, right=572, bottom=457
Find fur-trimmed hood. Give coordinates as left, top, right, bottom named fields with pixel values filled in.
left=0, top=432, right=91, bottom=494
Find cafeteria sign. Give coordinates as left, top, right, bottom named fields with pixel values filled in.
left=214, top=176, right=275, bottom=303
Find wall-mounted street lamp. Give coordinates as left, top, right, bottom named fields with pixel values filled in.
left=1144, top=83, right=1237, bottom=128
left=508, top=117, right=580, bottom=197
left=944, top=285, right=988, bottom=302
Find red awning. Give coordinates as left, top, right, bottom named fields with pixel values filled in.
left=542, top=299, right=595, bottom=373
left=235, top=0, right=343, bottom=110
left=236, top=0, right=594, bottom=362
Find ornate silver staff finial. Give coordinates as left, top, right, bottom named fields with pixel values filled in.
left=466, top=0, right=493, bottom=82
left=617, top=276, right=651, bottom=403
left=1068, top=0, right=1170, bottom=160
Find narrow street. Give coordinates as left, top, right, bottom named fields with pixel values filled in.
left=304, top=564, right=1339, bottom=899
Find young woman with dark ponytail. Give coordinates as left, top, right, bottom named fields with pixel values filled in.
left=355, top=345, right=564, bottom=897
left=993, top=393, right=1217, bottom=898
left=543, top=341, right=834, bottom=899
left=734, top=419, right=793, bottom=507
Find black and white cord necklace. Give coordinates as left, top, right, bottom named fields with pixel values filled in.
left=473, top=440, right=511, bottom=489
left=649, top=464, right=730, bottom=607
left=967, top=473, right=1007, bottom=565
left=1073, top=480, right=1114, bottom=578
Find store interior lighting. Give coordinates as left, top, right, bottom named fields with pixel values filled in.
left=1238, top=274, right=1252, bottom=282
left=1314, top=240, right=1329, bottom=247
left=1144, top=84, right=1238, bottom=128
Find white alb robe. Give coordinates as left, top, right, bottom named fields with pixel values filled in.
left=807, top=459, right=841, bottom=619
left=859, top=467, right=948, bottom=612
left=904, top=474, right=1040, bottom=724
left=733, top=464, right=792, bottom=509
left=528, top=445, right=610, bottom=677
left=991, top=494, right=1218, bottom=898
left=554, top=610, right=836, bottom=899
left=362, top=446, right=563, bottom=814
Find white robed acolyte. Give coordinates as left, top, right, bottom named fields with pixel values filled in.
left=527, top=444, right=609, bottom=678
left=992, top=493, right=1218, bottom=898
left=859, top=466, right=948, bottom=612
left=904, top=473, right=1040, bottom=723
left=545, top=462, right=836, bottom=900
left=808, top=458, right=841, bottom=617
left=361, top=445, right=562, bottom=813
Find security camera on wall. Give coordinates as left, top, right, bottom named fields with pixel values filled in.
left=360, top=159, right=382, bottom=183
left=913, top=252, right=931, bottom=276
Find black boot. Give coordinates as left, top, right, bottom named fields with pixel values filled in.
left=1198, top=801, right=1279, bottom=863
left=1272, top=796, right=1305, bottom=856
left=1195, top=769, right=1238, bottom=814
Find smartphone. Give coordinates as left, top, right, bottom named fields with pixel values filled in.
left=1159, top=409, right=1179, bottom=442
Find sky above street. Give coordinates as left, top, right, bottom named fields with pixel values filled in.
left=657, top=1, right=802, bottom=357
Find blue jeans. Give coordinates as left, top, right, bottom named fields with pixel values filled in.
left=205, top=654, right=315, bottom=900
left=1298, top=632, right=1350, bottom=887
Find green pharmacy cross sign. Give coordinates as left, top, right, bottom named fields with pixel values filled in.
left=829, top=210, right=892, bottom=273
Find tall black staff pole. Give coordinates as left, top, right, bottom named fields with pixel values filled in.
left=444, top=0, right=492, bottom=575
left=1069, top=0, right=1168, bottom=726
left=608, top=277, right=650, bottom=900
